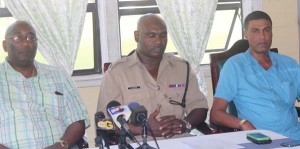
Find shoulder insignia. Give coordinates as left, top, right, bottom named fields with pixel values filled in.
left=167, top=54, right=186, bottom=63
left=107, top=57, right=128, bottom=71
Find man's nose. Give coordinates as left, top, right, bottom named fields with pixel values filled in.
left=153, top=35, right=162, bottom=44
left=20, top=39, right=35, bottom=48
left=258, top=31, right=266, bottom=40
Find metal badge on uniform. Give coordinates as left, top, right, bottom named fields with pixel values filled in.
left=128, top=86, right=141, bottom=90
left=168, top=83, right=185, bottom=88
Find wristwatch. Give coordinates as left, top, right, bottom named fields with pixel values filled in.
left=58, top=139, right=69, bottom=149
left=182, top=119, right=192, bottom=132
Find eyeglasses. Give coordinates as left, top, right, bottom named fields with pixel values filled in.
left=6, top=34, right=37, bottom=43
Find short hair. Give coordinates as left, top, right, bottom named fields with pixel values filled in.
left=244, top=11, right=272, bottom=30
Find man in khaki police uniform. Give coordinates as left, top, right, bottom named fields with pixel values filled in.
left=97, top=14, right=208, bottom=139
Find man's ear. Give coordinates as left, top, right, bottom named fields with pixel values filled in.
left=134, top=31, right=139, bottom=42
left=244, top=30, right=248, bottom=40
left=2, top=40, right=8, bottom=52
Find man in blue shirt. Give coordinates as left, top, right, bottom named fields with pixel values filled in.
left=210, top=11, right=300, bottom=139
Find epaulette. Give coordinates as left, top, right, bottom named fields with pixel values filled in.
left=107, top=57, right=129, bottom=71
left=166, top=54, right=187, bottom=63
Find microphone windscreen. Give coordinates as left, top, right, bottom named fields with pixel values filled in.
left=95, top=111, right=105, bottom=119
left=129, top=104, right=147, bottom=124
left=106, top=100, right=121, bottom=109
left=128, top=102, right=140, bottom=109
left=106, top=100, right=121, bottom=116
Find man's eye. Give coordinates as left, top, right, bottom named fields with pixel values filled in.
left=160, top=33, right=167, bottom=38
left=13, top=35, right=21, bottom=41
left=27, top=36, right=37, bottom=41
left=148, top=33, right=155, bottom=37
left=252, top=29, right=259, bottom=33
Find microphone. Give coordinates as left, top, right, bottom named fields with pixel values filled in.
left=106, top=100, right=121, bottom=119
left=128, top=102, right=148, bottom=124
left=128, top=102, right=157, bottom=149
left=94, top=111, right=114, bottom=149
left=95, top=112, right=114, bottom=131
left=106, top=101, right=121, bottom=112
left=107, top=101, right=132, bottom=129
left=106, top=100, right=137, bottom=148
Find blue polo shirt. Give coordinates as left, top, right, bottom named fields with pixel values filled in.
left=215, top=49, right=300, bottom=139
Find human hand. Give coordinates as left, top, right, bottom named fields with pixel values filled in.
left=147, top=104, right=162, bottom=137
left=158, top=116, right=185, bottom=138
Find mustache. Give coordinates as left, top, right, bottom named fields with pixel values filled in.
left=152, top=45, right=166, bottom=50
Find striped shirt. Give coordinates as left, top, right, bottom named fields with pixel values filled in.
left=0, top=60, right=90, bottom=148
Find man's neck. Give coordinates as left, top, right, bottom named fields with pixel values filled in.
left=8, top=61, right=36, bottom=78
left=251, top=51, right=272, bottom=70
left=137, top=52, right=162, bottom=80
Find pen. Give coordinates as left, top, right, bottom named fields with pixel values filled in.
left=55, top=91, right=63, bottom=95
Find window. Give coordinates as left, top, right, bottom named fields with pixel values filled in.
left=118, top=0, right=243, bottom=64
left=74, top=0, right=101, bottom=75
left=0, top=0, right=101, bottom=76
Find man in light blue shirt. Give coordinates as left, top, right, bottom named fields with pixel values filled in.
left=210, top=11, right=300, bottom=139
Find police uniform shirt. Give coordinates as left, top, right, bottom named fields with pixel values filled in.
left=97, top=51, right=208, bottom=118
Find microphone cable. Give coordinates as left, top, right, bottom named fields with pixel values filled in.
left=145, top=121, right=160, bottom=149
left=126, top=129, right=142, bottom=147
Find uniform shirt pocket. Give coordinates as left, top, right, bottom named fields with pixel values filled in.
left=123, top=87, right=149, bottom=105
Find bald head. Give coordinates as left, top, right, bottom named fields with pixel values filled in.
left=134, top=14, right=168, bottom=60
left=2, top=20, right=37, bottom=69
left=136, top=14, right=167, bottom=32
left=5, top=20, right=36, bottom=39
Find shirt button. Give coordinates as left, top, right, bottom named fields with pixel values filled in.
left=163, top=94, right=168, bottom=98
left=156, top=85, right=160, bottom=90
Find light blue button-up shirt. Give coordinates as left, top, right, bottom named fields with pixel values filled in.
left=215, top=49, right=300, bottom=139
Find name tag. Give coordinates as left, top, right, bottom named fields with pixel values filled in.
left=128, top=86, right=141, bottom=90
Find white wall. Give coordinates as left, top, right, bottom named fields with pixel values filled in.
left=263, top=0, right=299, bottom=61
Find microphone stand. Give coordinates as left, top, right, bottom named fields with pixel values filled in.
left=118, top=125, right=133, bottom=149
left=137, top=121, right=155, bottom=149
left=95, top=136, right=105, bottom=149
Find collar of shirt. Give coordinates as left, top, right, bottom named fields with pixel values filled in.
left=126, top=51, right=172, bottom=72
left=244, top=48, right=278, bottom=69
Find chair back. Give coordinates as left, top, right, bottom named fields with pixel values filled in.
left=103, top=62, right=111, bottom=73
left=210, top=39, right=278, bottom=117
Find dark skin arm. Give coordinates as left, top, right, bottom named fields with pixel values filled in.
left=0, top=144, right=9, bottom=149
left=0, top=121, right=85, bottom=149
left=44, top=120, right=86, bottom=149
left=210, top=98, right=255, bottom=130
